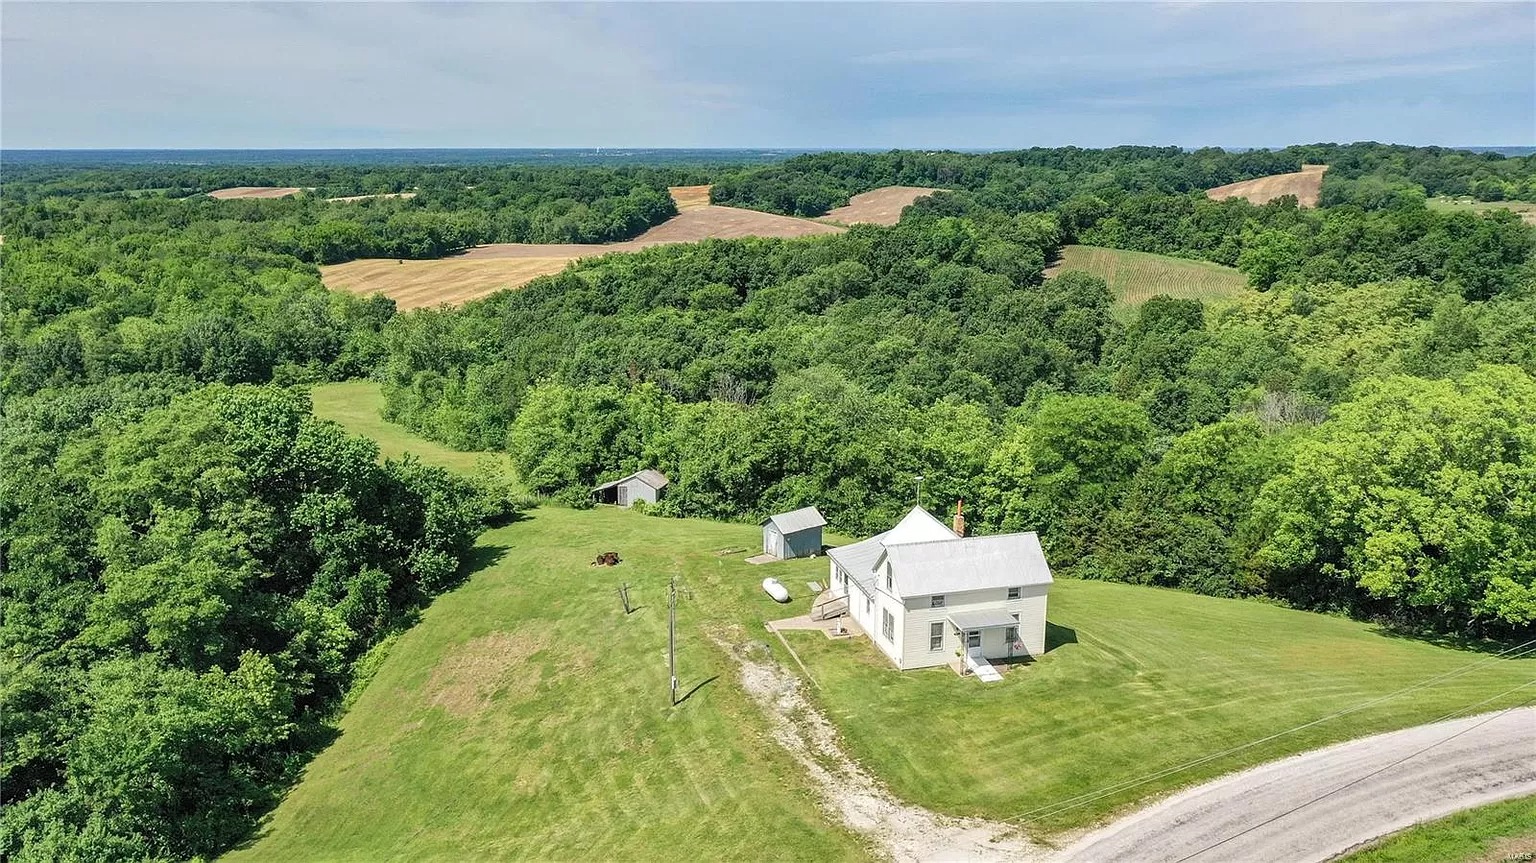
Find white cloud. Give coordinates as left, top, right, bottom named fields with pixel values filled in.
left=1, top=1, right=1530, bottom=148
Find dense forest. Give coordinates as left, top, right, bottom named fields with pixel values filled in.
left=3, top=144, right=1535, bottom=860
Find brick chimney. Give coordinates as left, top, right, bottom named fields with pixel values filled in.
left=952, top=499, right=966, bottom=537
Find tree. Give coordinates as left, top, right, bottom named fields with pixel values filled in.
left=1246, top=365, right=1536, bottom=630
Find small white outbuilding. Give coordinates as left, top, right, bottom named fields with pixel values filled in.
left=761, top=506, right=827, bottom=559
left=592, top=469, right=670, bottom=507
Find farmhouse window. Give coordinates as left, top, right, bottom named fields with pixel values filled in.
left=1007, top=587, right=1021, bottom=600
left=929, top=622, right=944, bottom=651
left=886, top=573, right=893, bottom=590
left=882, top=609, right=895, bottom=642
left=930, top=595, right=945, bottom=609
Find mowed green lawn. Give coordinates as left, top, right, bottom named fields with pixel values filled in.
left=1047, top=244, right=1251, bottom=320
left=228, top=507, right=869, bottom=862
left=1341, top=795, right=1536, bottom=863
left=249, top=382, right=1536, bottom=857
left=309, top=380, right=520, bottom=486
left=784, top=581, right=1536, bottom=832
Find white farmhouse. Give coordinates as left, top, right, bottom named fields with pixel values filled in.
left=825, top=504, right=1051, bottom=680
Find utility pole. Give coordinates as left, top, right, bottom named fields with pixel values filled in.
left=668, top=575, right=678, bottom=707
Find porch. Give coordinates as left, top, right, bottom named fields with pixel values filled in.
left=946, top=609, right=1029, bottom=682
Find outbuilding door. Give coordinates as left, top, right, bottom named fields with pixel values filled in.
left=617, top=485, right=629, bottom=506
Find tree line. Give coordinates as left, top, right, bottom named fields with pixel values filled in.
left=3, top=146, right=1534, bottom=860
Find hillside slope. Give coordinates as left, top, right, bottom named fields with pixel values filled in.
left=1046, top=244, right=1250, bottom=319
left=1207, top=164, right=1328, bottom=206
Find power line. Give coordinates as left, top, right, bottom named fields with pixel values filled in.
left=1171, top=682, right=1536, bottom=862
left=1011, top=636, right=1536, bottom=825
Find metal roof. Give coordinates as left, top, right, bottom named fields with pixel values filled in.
left=827, top=531, right=889, bottom=592
left=948, top=608, right=1022, bottom=630
left=883, top=533, right=1053, bottom=598
left=884, top=506, right=958, bottom=545
left=592, top=469, right=671, bottom=492
left=763, top=506, right=827, bottom=534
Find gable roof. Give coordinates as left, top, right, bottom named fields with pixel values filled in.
left=763, top=506, right=827, bottom=534
left=884, top=506, right=958, bottom=545
left=593, top=469, right=671, bottom=492
left=827, top=507, right=958, bottom=594
left=827, top=531, right=890, bottom=592
left=882, top=532, right=1053, bottom=598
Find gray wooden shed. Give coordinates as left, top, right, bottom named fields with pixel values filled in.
left=762, top=507, right=827, bottom=559
left=593, top=469, right=670, bottom=507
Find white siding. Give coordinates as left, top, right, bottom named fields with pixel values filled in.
left=898, top=584, right=1048, bottom=669
left=618, top=477, right=660, bottom=506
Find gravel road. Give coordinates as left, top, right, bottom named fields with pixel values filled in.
left=1056, top=706, right=1536, bottom=863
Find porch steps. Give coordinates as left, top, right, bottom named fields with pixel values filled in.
left=965, top=649, right=1004, bottom=683
left=810, top=590, right=848, bottom=621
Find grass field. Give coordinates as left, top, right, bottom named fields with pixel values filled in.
left=1206, top=164, right=1328, bottom=207
left=257, top=382, right=1536, bottom=857
left=227, top=508, right=870, bottom=862
left=1046, top=244, right=1251, bottom=319
left=784, top=580, right=1536, bottom=833
left=786, top=574, right=1529, bottom=829
left=1428, top=196, right=1536, bottom=225
left=309, top=380, right=520, bottom=488
left=1341, top=796, right=1536, bottom=863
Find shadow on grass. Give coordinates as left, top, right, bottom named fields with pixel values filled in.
left=677, top=675, right=719, bottom=705
left=484, top=508, right=531, bottom=529
left=461, top=542, right=511, bottom=574
left=1045, top=621, right=1078, bottom=653
left=223, top=719, right=344, bottom=854
left=1366, top=622, right=1533, bottom=658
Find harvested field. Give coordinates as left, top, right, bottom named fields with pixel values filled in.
left=822, top=186, right=943, bottom=225
left=207, top=186, right=307, bottom=199
left=327, top=191, right=417, bottom=203
left=322, top=257, right=576, bottom=310
left=1207, top=164, right=1328, bottom=207
left=324, top=201, right=844, bottom=308
left=669, top=184, right=712, bottom=210
left=1046, top=244, right=1250, bottom=321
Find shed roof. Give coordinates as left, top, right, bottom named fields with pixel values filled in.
left=882, top=532, right=1053, bottom=598
left=593, top=469, right=671, bottom=492
left=763, top=506, right=827, bottom=534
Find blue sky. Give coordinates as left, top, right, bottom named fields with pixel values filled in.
left=3, top=1, right=1533, bottom=149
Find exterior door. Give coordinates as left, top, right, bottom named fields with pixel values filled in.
left=966, top=630, right=981, bottom=651
left=617, top=485, right=629, bottom=506
left=1004, top=626, right=1018, bottom=657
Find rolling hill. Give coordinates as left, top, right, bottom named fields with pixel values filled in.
left=1045, top=244, right=1251, bottom=319
left=1207, top=164, right=1328, bottom=207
